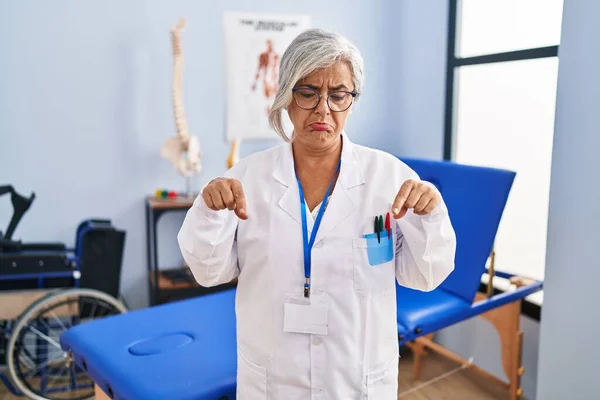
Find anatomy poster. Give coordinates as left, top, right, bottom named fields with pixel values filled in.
left=223, top=11, right=311, bottom=141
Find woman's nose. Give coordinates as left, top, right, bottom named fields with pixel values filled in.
left=314, top=94, right=331, bottom=115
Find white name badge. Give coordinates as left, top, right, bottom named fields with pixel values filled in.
left=283, top=296, right=329, bottom=336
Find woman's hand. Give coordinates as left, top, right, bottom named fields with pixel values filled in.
left=202, top=178, right=248, bottom=220
left=392, top=179, right=439, bottom=219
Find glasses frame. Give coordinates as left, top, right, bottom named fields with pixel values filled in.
left=291, top=87, right=357, bottom=112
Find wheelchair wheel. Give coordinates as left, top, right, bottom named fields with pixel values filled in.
left=6, top=288, right=127, bottom=400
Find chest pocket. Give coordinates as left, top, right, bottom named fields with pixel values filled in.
left=352, top=231, right=396, bottom=296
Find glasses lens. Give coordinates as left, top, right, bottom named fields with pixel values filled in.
left=293, top=88, right=319, bottom=109
left=328, top=91, right=354, bottom=112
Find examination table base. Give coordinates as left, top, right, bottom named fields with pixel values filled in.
left=404, top=278, right=531, bottom=400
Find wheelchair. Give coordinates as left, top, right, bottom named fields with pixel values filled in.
left=0, top=185, right=128, bottom=400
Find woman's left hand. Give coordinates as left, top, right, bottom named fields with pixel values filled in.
left=392, top=179, right=440, bottom=219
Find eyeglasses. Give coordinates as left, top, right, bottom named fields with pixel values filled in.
left=292, top=87, right=357, bottom=112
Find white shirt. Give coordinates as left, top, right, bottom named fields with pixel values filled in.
left=308, top=198, right=327, bottom=220
left=178, top=132, right=456, bottom=399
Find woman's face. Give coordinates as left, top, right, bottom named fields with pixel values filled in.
left=287, top=61, right=355, bottom=147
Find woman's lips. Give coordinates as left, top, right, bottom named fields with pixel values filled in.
left=310, top=123, right=330, bottom=131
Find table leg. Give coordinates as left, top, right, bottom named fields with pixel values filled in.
left=95, top=384, right=111, bottom=399
left=146, top=201, right=152, bottom=306
left=152, top=211, right=160, bottom=305
left=146, top=202, right=160, bottom=306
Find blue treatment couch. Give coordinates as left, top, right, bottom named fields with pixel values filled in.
left=396, top=157, right=541, bottom=341
left=396, top=158, right=542, bottom=400
left=59, top=158, right=542, bottom=400
left=61, top=289, right=238, bottom=400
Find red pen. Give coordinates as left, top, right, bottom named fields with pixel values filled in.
left=385, top=212, right=391, bottom=238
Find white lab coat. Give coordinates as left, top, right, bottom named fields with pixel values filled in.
left=178, top=132, right=456, bottom=400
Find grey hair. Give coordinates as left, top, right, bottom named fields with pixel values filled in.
left=268, top=28, right=364, bottom=142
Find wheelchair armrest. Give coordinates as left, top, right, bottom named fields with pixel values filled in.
left=0, top=239, right=66, bottom=253
left=19, top=242, right=67, bottom=251
left=0, top=238, right=22, bottom=252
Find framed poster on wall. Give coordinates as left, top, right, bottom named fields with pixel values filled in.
left=223, top=11, right=311, bottom=141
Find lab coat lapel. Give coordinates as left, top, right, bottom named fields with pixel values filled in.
left=313, top=133, right=365, bottom=245
left=272, top=133, right=364, bottom=236
left=272, top=143, right=307, bottom=227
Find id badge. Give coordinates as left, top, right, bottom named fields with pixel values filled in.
left=283, top=295, right=329, bottom=336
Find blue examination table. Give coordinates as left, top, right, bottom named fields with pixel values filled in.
left=60, top=158, right=542, bottom=400
left=60, top=289, right=238, bottom=399
left=395, top=158, right=542, bottom=342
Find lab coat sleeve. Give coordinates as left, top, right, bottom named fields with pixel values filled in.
left=177, top=182, right=240, bottom=287
left=394, top=174, right=456, bottom=291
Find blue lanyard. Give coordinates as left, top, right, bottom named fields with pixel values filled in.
left=295, top=159, right=341, bottom=298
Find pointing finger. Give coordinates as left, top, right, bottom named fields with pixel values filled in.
left=230, top=180, right=248, bottom=220
left=392, top=180, right=414, bottom=218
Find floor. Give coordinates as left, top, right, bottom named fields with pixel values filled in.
left=0, top=352, right=510, bottom=400
left=397, top=352, right=510, bottom=399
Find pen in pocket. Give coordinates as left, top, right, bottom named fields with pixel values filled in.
left=385, top=212, right=390, bottom=238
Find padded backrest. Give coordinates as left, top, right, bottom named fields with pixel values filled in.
left=399, top=157, right=515, bottom=303
left=76, top=220, right=126, bottom=299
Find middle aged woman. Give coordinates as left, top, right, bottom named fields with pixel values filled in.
left=178, top=28, right=456, bottom=399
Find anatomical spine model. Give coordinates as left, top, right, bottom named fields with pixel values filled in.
left=161, top=17, right=202, bottom=179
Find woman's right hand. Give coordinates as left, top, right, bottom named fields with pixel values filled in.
left=202, top=178, right=248, bottom=220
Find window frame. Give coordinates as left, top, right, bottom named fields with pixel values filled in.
left=443, top=0, right=560, bottom=321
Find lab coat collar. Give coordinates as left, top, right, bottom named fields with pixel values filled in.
left=273, top=132, right=365, bottom=241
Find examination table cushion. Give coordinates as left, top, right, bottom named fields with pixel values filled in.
left=60, top=289, right=237, bottom=400
left=396, top=285, right=471, bottom=336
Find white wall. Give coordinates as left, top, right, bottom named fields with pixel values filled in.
left=536, top=1, right=600, bottom=398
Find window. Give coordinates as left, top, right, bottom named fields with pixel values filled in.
left=457, top=0, right=564, bottom=58
left=444, top=0, right=564, bottom=314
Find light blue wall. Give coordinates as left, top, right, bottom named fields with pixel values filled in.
left=387, top=0, right=449, bottom=159
left=0, top=0, right=403, bottom=309
left=536, top=1, right=600, bottom=398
